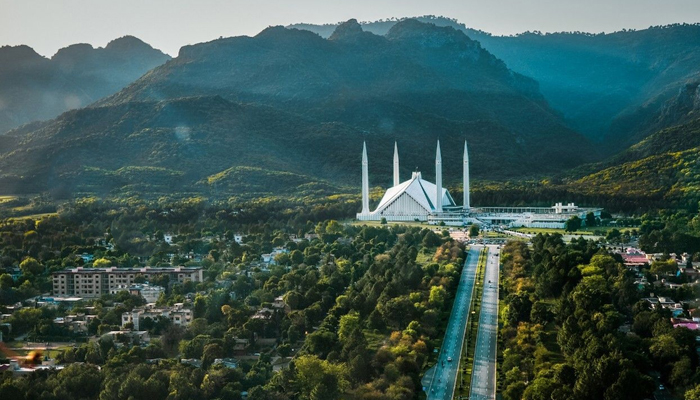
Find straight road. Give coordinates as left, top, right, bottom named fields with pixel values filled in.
left=470, top=245, right=500, bottom=400
left=426, top=246, right=481, bottom=400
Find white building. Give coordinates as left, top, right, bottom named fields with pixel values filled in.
left=355, top=141, right=599, bottom=228
left=109, top=284, right=164, bottom=303
left=122, top=303, right=192, bottom=330
left=357, top=141, right=465, bottom=222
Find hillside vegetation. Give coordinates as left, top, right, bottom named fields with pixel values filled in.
left=0, top=19, right=592, bottom=196
left=0, top=36, right=170, bottom=134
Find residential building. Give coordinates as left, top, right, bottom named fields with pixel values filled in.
left=110, top=284, right=164, bottom=303
left=122, top=303, right=192, bottom=330
left=52, top=266, right=203, bottom=297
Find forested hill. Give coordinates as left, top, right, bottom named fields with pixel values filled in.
left=0, top=19, right=592, bottom=196
left=552, top=114, right=700, bottom=211
left=0, top=36, right=170, bottom=135
left=292, top=17, right=700, bottom=151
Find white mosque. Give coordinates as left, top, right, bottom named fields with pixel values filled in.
left=356, top=141, right=601, bottom=228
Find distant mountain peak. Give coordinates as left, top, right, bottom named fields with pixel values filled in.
left=329, top=19, right=364, bottom=40
left=0, top=45, right=46, bottom=64
left=52, top=43, right=95, bottom=61
left=386, top=18, right=475, bottom=48
left=105, top=35, right=153, bottom=51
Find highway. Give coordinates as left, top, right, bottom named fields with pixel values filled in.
left=426, top=246, right=481, bottom=400
left=469, top=245, right=500, bottom=400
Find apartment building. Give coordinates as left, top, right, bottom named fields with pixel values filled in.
left=52, top=266, right=203, bottom=297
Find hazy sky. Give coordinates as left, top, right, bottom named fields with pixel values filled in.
left=2, top=0, right=699, bottom=57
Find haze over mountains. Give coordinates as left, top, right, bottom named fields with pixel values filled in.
left=292, top=16, right=700, bottom=149
left=0, top=36, right=170, bottom=134
left=0, top=19, right=591, bottom=196
left=1, top=16, right=700, bottom=205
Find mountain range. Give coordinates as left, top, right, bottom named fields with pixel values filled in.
left=0, top=36, right=170, bottom=135
left=0, top=19, right=592, bottom=197
left=1, top=17, right=700, bottom=209
left=292, top=17, right=700, bottom=151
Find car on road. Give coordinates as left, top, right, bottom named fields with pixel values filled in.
left=447, top=357, right=453, bottom=362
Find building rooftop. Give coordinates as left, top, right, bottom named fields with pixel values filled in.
left=52, top=266, right=202, bottom=274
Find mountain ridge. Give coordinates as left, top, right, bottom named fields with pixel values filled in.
left=290, top=17, right=700, bottom=151
left=0, top=19, right=593, bottom=196
left=0, top=36, right=171, bottom=135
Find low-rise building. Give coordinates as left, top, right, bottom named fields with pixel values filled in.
left=102, top=330, right=150, bottom=345
left=52, top=266, right=203, bottom=298
left=122, top=303, right=192, bottom=330
left=110, top=284, right=164, bottom=303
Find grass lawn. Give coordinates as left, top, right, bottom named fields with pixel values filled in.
left=512, top=227, right=596, bottom=236
left=348, top=219, right=429, bottom=228
left=7, top=212, right=58, bottom=221
left=0, top=195, right=17, bottom=204
left=416, top=249, right=436, bottom=265
left=363, top=330, right=387, bottom=351
left=2, top=342, right=72, bottom=360
left=540, top=321, right=565, bottom=364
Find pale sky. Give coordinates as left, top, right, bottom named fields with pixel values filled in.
left=2, top=0, right=699, bottom=57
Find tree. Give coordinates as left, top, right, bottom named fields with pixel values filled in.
left=202, top=343, right=224, bottom=368
left=422, top=230, right=441, bottom=248
left=19, top=257, right=43, bottom=275
left=585, top=212, right=597, bottom=227
left=564, top=216, right=582, bottom=232
left=93, top=258, right=112, bottom=268
left=530, top=301, right=553, bottom=325
left=290, top=250, right=304, bottom=265
left=338, top=311, right=361, bottom=342
left=429, top=285, right=447, bottom=307
left=650, top=259, right=678, bottom=276
left=686, top=384, right=700, bottom=400
left=469, top=224, right=480, bottom=238
left=294, top=355, right=349, bottom=400
left=0, top=273, right=13, bottom=290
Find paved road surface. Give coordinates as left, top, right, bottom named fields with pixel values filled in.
left=470, top=245, right=500, bottom=400
left=426, top=246, right=481, bottom=400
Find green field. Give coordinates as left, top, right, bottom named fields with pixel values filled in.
left=512, top=227, right=595, bottom=236
left=0, top=195, right=18, bottom=204
left=511, top=226, right=626, bottom=236
left=7, top=212, right=58, bottom=221
left=348, top=219, right=430, bottom=228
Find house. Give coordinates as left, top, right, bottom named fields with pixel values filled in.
left=234, top=234, right=244, bottom=244
left=272, top=296, right=290, bottom=314
left=181, top=358, right=202, bottom=368
left=671, top=318, right=700, bottom=330
left=621, top=250, right=649, bottom=269
left=232, top=338, right=250, bottom=356
left=679, top=268, right=700, bottom=280
left=213, top=358, right=239, bottom=369
left=122, top=303, right=192, bottom=330
left=163, top=233, right=176, bottom=245
left=52, top=313, right=94, bottom=334
left=643, top=296, right=680, bottom=310
left=102, top=330, right=150, bottom=345
left=130, top=284, right=165, bottom=303
left=251, top=308, right=274, bottom=321
left=37, top=296, right=84, bottom=309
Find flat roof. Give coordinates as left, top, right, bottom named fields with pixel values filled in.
left=52, top=266, right=202, bottom=275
